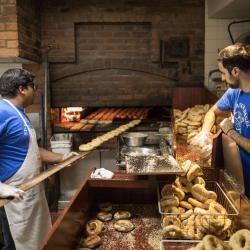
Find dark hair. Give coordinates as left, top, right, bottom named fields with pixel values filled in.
left=0, top=68, right=35, bottom=98
left=218, top=43, right=250, bottom=73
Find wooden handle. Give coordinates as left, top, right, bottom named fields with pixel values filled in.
left=0, top=152, right=88, bottom=207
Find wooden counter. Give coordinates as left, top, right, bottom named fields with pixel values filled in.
left=39, top=171, right=175, bottom=250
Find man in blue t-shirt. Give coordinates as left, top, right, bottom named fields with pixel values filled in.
left=192, top=44, right=250, bottom=199
left=0, top=68, right=78, bottom=250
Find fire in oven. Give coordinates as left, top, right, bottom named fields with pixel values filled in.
left=51, top=106, right=172, bottom=132
left=51, top=106, right=178, bottom=174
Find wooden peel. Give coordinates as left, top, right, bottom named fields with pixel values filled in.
left=0, top=152, right=88, bottom=207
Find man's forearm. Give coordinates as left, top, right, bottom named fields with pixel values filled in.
left=228, top=130, right=250, bottom=154
left=202, top=109, right=216, bottom=132
left=39, top=147, right=63, bottom=164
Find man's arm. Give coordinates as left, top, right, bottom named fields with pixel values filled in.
left=202, top=104, right=226, bottom=133
left=228, top=130, right=250, bottom=154
left=220, top=119, right=250, bottom=154
left=39, top=147, right=63, bottom=164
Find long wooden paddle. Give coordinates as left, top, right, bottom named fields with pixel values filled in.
left=0, top=152, right=88, bottom=207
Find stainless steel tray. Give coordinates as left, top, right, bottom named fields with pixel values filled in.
left=160, top=240, right=229, bottom=250
left=125, top=154, right=184, bottom=175
left=160, top=240, right=200, bottom=250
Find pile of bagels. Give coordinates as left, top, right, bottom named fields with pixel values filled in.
left=160, top=160, right=232, bottom=240
left=174, top=104, right=217, bottom=142
left=187, top=229, right=250, bottom=250
left=79, top=120, right=141, bottom=151
left=79, top=203, right=134, bottom=249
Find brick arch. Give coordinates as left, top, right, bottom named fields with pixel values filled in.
left=50, top=62, right=176, bottom=107
left=50, top=60, right=178, bottom=83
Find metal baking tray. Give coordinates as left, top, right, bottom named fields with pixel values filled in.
left=160, top=240, right=200, bottom=250
left=125, top=154, right=184, bottom=175
left=160, top=240, right=229, bottom=250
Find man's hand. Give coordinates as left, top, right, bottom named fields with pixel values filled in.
left=0, top=182, right=24, bottom=201
left=190, top=130, right=212, bottom=148
left=219, top=118, right=234, bottom=134
left=62, top=151, right=79, bottom=161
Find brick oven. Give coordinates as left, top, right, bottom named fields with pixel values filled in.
left=27, top=0, right=204, bottom=142
left=18, top=0, right=205, bottom=207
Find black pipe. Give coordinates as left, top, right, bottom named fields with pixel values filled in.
left=51, top=67, right=179, bottom=83
left=228, top=19, right=250, bottom=44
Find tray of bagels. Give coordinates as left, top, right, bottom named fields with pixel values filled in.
left=160, top=229, right=250, bottom=250
left=158, top=160, right=239, bottom=242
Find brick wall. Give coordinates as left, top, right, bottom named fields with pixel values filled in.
left=0, top=0, right=19, bottom=57
left=16, top=0, right=41, bottom=62
left=0, top=0, right=41, bottom=61
left=38, top=0, right=205, bottom=107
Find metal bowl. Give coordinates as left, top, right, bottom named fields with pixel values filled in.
left=121, top=132, right=148, bottom=147
left=121, top=147, right=157, bottom=157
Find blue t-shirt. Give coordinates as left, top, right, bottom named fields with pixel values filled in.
left=0, top=99, right=31, bottom=182
left=217, top=88, right=250, bottom=197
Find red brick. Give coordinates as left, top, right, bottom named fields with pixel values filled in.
left=0, top=0, right=16, bottom=3
left=1, top=6, right=16, bottom=15
left=0, top=40, right=6, bottom=47
left=0, top=48, right=18, bottom=56
left=7, top=40, right=18, bottom=48
left=0, top=23, right=5, bottom=31
left=5, top=22, right=17, bottom=31
left=0, top=31, right=18, bottom=39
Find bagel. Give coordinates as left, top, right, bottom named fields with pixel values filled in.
left=179, top=209, right=193, bottom=221
left=79, top=144, right=93, bottom=151
left=81, top=235, right=101, bottom=249
left=161, top=196, right=179, bottom=208
left=222, top=218, right=232, bottom=232
left=162, top=206, right=179, bottom=213
left=186, top=164, right=202, bottom=182
left=163, top=225, right=184, bottom=239
left=188, top=121, right=202, bottom=127
left=98, top=202, right=112, bottom=212
left=188, top=114, right=203, bottom=122
left=175, top=176, right=192, bottom=193
left=172, top=185, right=185, bottom=201
left=188, top=197, right=205, bottom=209
left=209, top=201, right=227, bottom=215
left=203, top=199, right=216, bottom=209
left=207, top=190, right=217, bottom=201
left=180, top=160, right=192, bottom=176
left=178, top=207, right=186, bottom=213
left=97, top=211, right=112, bottom=222
left=86, top=219, right=104, bottom=236
left=207, top=214, right=226, bottom=230
left=191, top=184, right=217, bottom=203
left=194, top=207, right=208, bottom=215
left=180, top=200, right=193, bottom=210
left=203, top=235, right=225, bottom=250
left=195, top=214, right=207, bottom=234
left=192, top=176, right=205, bottom=187
left=114, top=220, right=135, bottom=233
left=114, top=211, right=131, bottom=220
left=161, top=184, right=173, bottom=197
left=162, top=215, right=181, bottom=228
left=201, top=216, right=218, bottom=233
